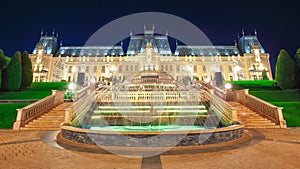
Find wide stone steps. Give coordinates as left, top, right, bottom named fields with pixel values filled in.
left=20, top=127, right=62, bottom=131
left=228, top=101, right=279, bottom=129
left=20, top=102, right=73, bottom=131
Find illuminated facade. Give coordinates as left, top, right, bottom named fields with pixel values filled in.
left=29, top=28, right=272, bottom=83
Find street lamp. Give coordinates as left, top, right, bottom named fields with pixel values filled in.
left=67, top=83, right=77, bottom=100
left=204, top=78, right=210, bottom=83
left=68, top=83, right=77, bottom=91
left=224, top=83, right=232, bottom=91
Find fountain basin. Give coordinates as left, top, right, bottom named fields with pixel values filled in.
left=60, top=124, right=244, bottom=147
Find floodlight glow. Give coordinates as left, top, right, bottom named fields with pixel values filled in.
left=71, top=66, right=77, bottom=73
left=224, top=83, right=232, bottom=90
left=90, top=78, right=96, bottom=84
left=68, top=83, right=77, bottom=90
left=110, top=65, right=117, bottom=72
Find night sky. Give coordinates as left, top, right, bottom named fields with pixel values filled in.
left=0, top=0, right=300, bottom=74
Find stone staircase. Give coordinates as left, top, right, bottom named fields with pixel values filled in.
left=228, top=102, right=280, bottom=128
left=20, top=102, right=73, bottom=131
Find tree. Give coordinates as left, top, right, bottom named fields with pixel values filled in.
left=0, top=70, right=1, bottom=89
left=275, top=49, right=297, bottom=89
left=294, top=48, right=300, bottom=67
left=2, top=51, right=22, bottom=91
left=262, top=69, right=269, bottom=80
left=0, top=49, right=10, bottom=71
left=21, top=51, right=33, bottom=89
left=294, top=48, right=300, bottom=88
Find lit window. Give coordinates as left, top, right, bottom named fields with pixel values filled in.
left=176, top=65, right=180, bottom=73
left=93, top=66, right=97, bottom=73
left=118, top=65, right=122, bottom=73
left=203, top=66, right=206, bottom=73
left=229, top=65, right=233, bottom=73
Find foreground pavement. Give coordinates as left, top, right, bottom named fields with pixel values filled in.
left=0, top=128, right=299, bottom=169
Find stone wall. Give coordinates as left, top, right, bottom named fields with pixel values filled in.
left=61, top=127, right=244, bottom=147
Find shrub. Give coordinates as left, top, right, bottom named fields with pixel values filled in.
left=21, top=51, right=33, bottom=89
left=262, top=69, right=269, bottom=80
left=275, top=50, right=297, bottom=89
left=2, top=51, right=22, bottom=91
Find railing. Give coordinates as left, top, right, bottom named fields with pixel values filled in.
left=96, top=88, right=236, bottom=126
left=207, top=90, right=237, bottom=125
left=131, top=78, right=175, bottom=84
left=96, top=91, right=210, bottom=103
left=213, top=86, right=226, bottom=100
left=64, top=88, right=96, bottom=126
left=13, top=90, right=65, bottom=130
left=74, top=84, right=91, bottom=101
left=229, top=89, right=286, bottom=128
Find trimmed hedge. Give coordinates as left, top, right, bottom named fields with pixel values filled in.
left=2, top=51, right=22, bottom=91
left=21, top=51, right=33, bottom=89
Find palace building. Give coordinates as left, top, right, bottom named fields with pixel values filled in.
left=29, top=28, right=272, bottom=83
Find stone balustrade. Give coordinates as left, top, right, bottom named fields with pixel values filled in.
left=96, top=91, right=210, bottom=103
left=213, top=86, right=226, bottom=100
left=131, top=78, right=174, bottom=84
left=64, top=90, right=96, bottom=126
left=96, top=88, right=236, bottom=125
left=209, top=91, right=237, bottom=125
left=227, top=89, right=286, bottom=128
left=74, top=84, right=91, bottom=101
left=13, top=90, right=65, bottom=130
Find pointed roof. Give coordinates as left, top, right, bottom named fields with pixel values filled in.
left=126, top=28, right=172, bottom=55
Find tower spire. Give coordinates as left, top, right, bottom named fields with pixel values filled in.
left=242, top=29, right=245, bottom=36
left=152, top=24, right=155, bottom=30
left=166, top=30, right=168, bottom=36
left=144, top=24, right=146, bottom=30
left=130, top=30, right=132, bottom=36
left=52, top=28, right=55, bottom=36
left=254, top=29, right=257, bottom=36
left=40, top=28, right=44, bottom=37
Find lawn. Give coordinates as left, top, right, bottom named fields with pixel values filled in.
left=0, top=82, right=69, bottom=129
left=270, top=102, right=300, bottom=127
left=0, top=103, right=31, bottom=128
left=0, top=82, right=69, bottom=100
left=231, top=80, right=278, bottom=91
left=230, top=80, right=300, bottom=127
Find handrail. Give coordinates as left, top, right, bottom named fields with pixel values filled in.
left=74, top=84, right=91, bottom=101
left=96, top=88, right=236, bottom=126
left=207, top=90, right=237, bottom=125
left=13, top=90, right=65, bottom=130
left=212, top=86, right=226, bottom=100
left=64, top=87, right=98, bottom=126
left=231, top=89, right=286, bottom=128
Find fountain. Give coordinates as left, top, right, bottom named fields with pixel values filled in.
left=60, top=70, right=244, bottom=148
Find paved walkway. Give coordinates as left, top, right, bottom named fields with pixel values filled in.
left=0, top=128, right=300, bottom=169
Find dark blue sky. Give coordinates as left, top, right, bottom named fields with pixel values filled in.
left=0, top=0, right=300, bottom=73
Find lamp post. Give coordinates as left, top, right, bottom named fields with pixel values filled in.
left=68, top=83, right=77, bottom=100
left=224, top=83, right=232, bottom=94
